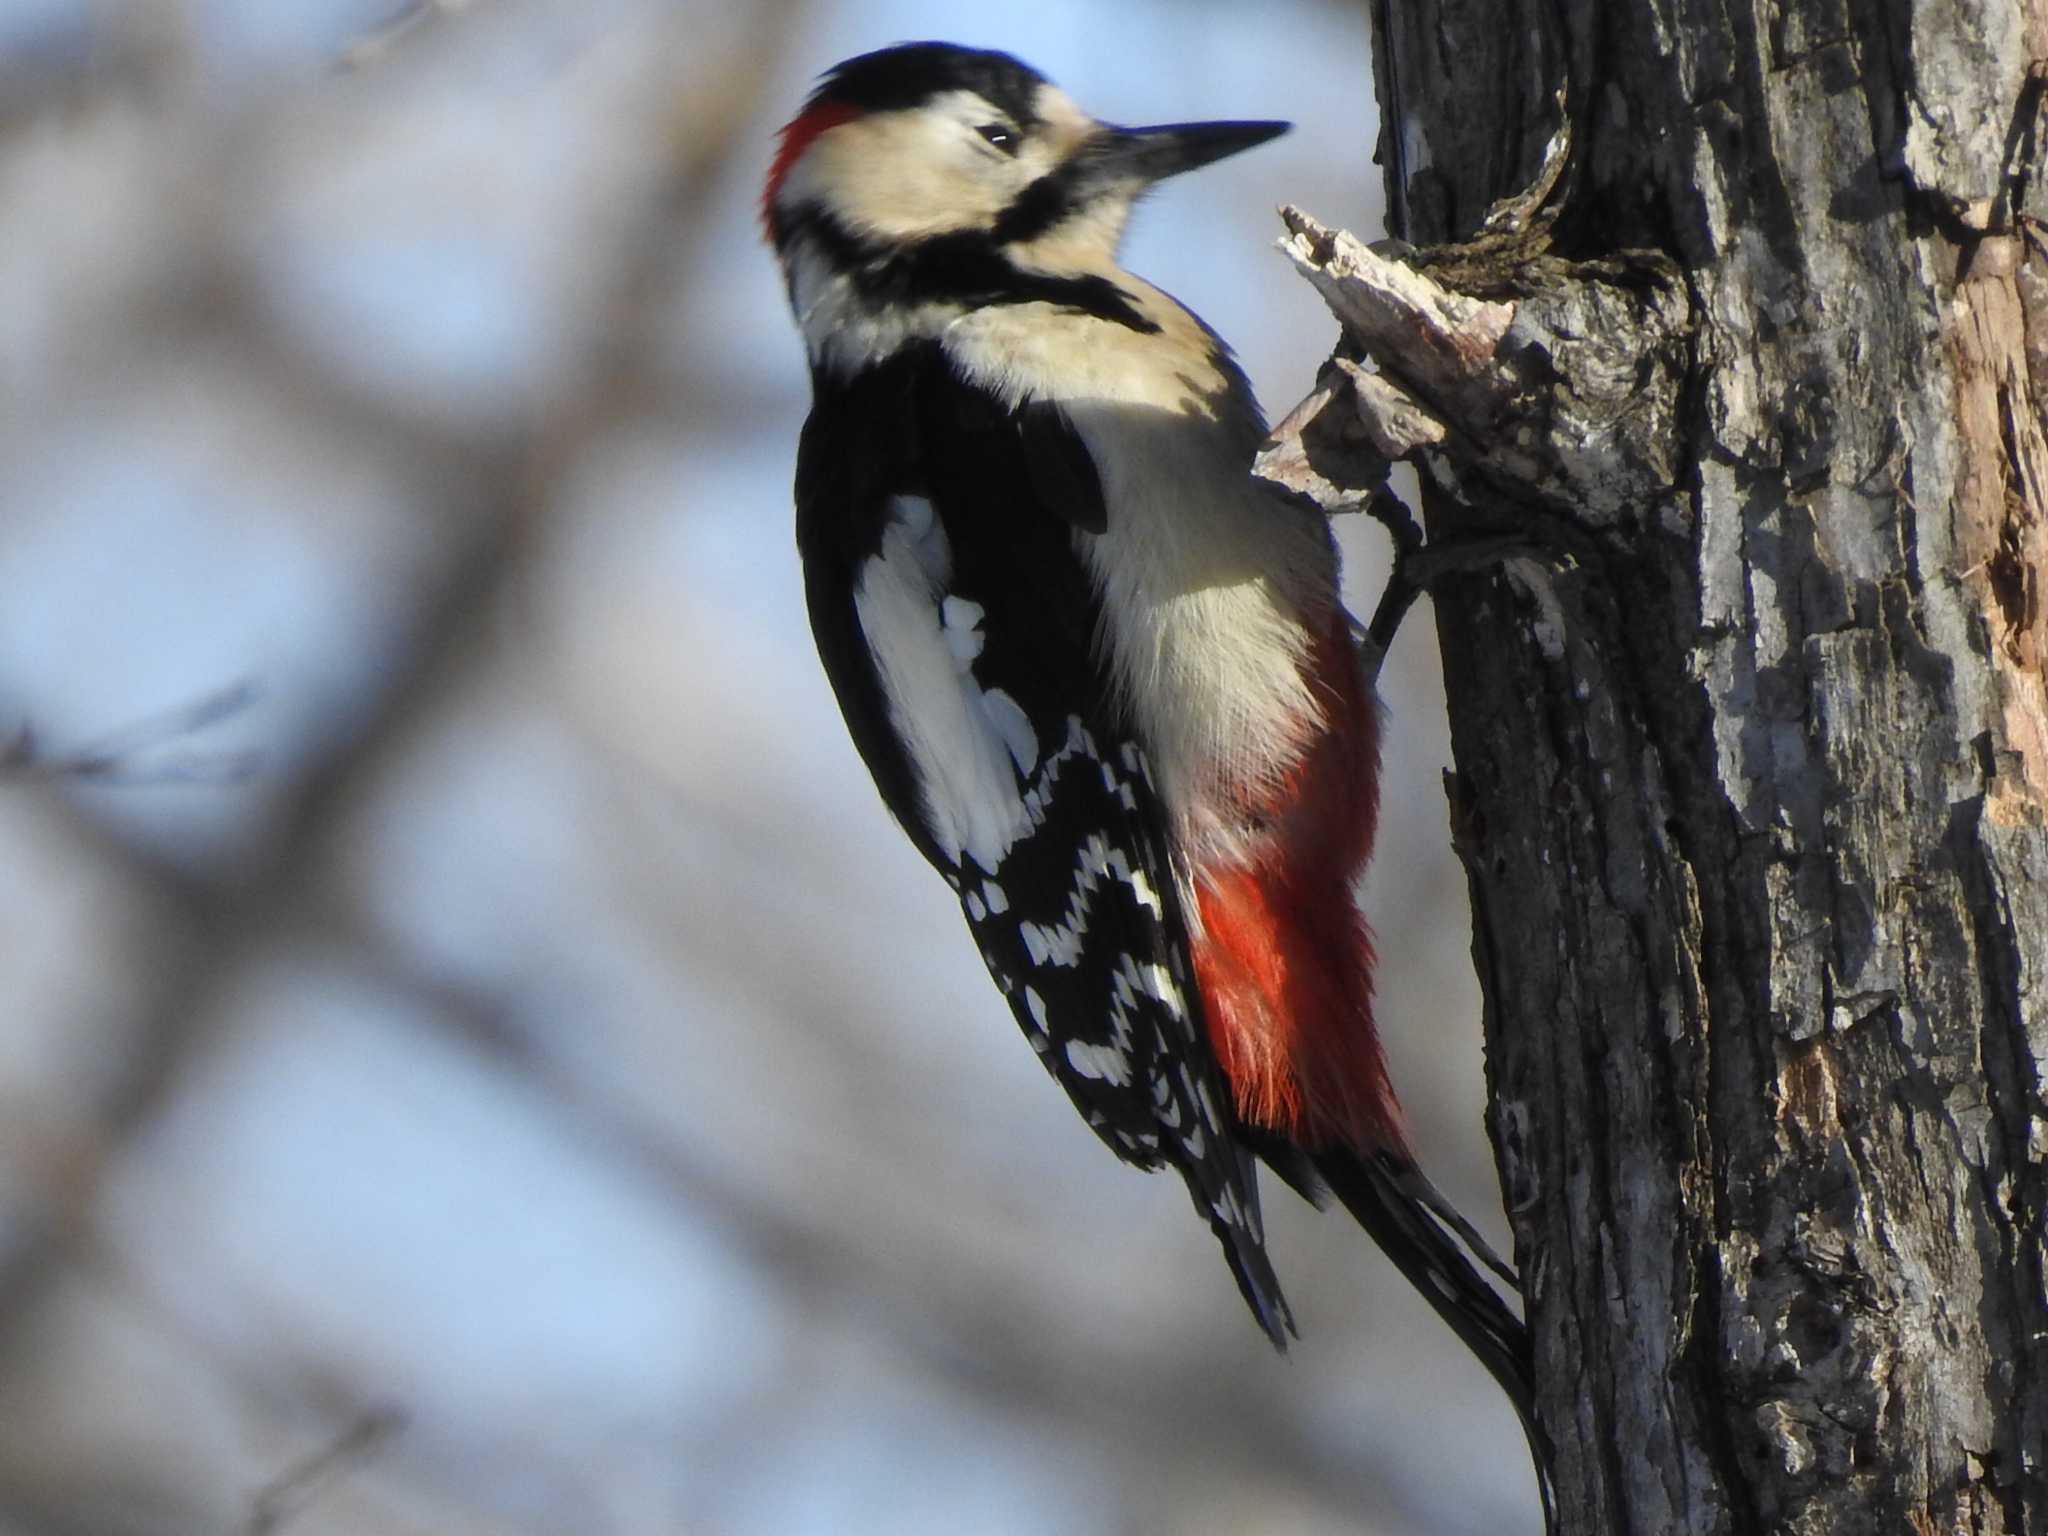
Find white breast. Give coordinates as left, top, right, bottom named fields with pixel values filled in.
left=940, top=283, right=1340, bottom=852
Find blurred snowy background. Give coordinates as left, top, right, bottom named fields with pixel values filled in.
left=0, top=1, right=1540, bottom=1532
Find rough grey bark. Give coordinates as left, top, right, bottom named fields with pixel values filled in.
left=1263, top=3, right=2048, bottom=1532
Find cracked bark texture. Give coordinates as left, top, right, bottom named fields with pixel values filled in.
left=1342, top=2, right=2048, bottom=1532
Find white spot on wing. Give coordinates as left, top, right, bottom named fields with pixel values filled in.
left=1065, top=1039, right=1132, bottom=1086
left=1138, top=961, right=1184, bottom=1015
left=1154, top=1088, right=1182, bottom=1129
left=1018, top=921, right=1061, bottom=967
left=1024, top=986, right=1050, bottom=1033
left=1195, top=1079, right=1224, bottom=1135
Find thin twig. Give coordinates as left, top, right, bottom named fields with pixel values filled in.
left=244, top=1407, right=407, bottom=1536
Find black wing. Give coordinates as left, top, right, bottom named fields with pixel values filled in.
left=794, top=343, right=1293, bottom=1341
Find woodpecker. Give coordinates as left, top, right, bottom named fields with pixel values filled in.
left=766, top=42, right=1552, bottom=1524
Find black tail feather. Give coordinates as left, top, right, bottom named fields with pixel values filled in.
left=1211, top=1212, right=1298, bottom=1349
left=1314, top=1145, right=1560, bottom=1536
left=1180, top=1144, right=1299, bottom=1349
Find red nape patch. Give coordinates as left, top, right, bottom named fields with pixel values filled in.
left=761, top=101, right=860, bottom=241
left=1189, top=617, right=1405, bottom=1154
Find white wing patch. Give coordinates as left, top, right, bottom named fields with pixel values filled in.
left=854, top=495, right=1034, bottom=873
left=940, top=595, right=985, bottom=665
left=980, top=687, right=1038, bottom=773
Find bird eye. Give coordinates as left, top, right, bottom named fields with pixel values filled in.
left=975, top=122, right=1020, bottom=154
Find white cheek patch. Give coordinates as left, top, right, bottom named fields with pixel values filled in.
left=854, top=495, right=1036, bottom=873
left=789, top=97, right=1008, bottom=242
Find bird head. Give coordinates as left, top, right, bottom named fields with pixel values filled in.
left=763, top=43, right=1288, bottom=271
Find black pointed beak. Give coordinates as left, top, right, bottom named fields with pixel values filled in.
left=1100, top=119, right=1291, bottom=184
left=993, top=118, right=1289, bottom=246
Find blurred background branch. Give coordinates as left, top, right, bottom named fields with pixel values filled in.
left=0, top=0, right=790, bottom=1348
left=0, top=3, right=1538, bottom=1533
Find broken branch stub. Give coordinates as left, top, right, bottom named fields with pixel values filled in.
left=1279, top=206, right=1517, bottom=378
left=1262, top=204, right=1692, bottom=532
left=1253, top=368, right=1385, bottom=513
left=1333, top=358, right=1451, bottom=458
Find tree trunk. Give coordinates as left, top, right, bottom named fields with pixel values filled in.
left=1266, top=3, right=2048, bottom=1531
